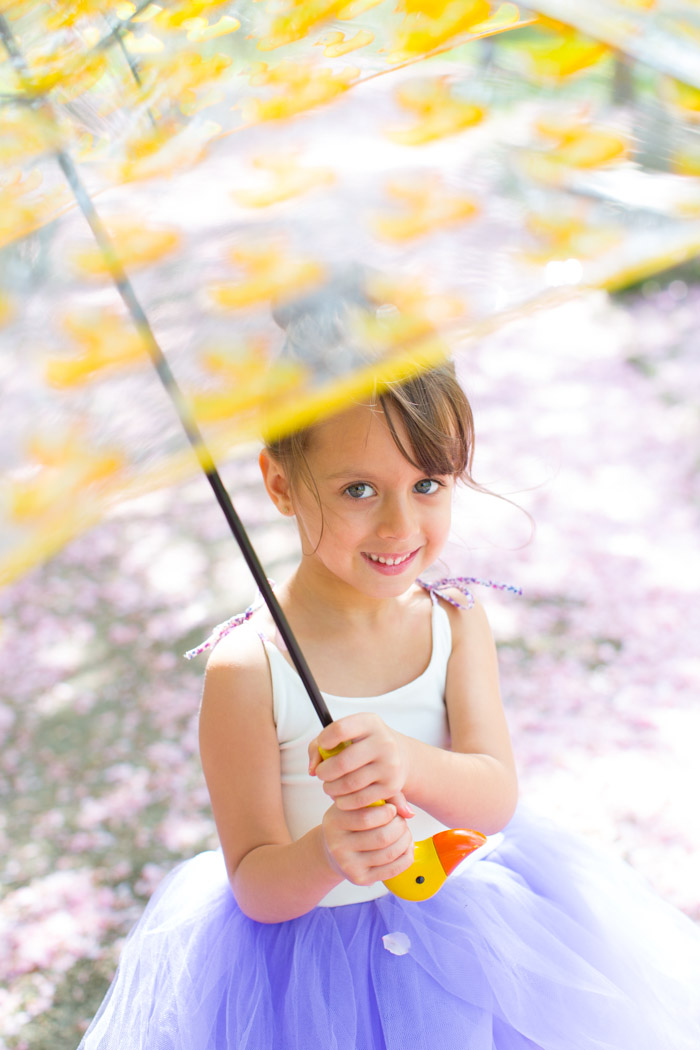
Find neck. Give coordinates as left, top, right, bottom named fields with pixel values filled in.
left=283, top=562, right=415, bottom=631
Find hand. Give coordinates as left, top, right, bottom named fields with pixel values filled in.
left=309, top=713, right=414, bottom=819
left=321, top=801, right=415, bottom=886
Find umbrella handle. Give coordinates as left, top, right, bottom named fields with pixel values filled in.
left=318, top=742, right=487, bottom=901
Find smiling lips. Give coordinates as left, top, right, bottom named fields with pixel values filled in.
left=362, top=549, right=419, bottom=575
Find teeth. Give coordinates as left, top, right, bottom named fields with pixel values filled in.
left=367, top=552, right=411, bottom=566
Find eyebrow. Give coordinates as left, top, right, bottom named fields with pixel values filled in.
left=324, top=469, right=375, bottom=480
left=324, top=466, right=449, bottom=481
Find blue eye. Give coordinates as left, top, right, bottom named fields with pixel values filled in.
left=414, top=479, right=441, bottom=495
left=345, top=483, right=376, bottom=499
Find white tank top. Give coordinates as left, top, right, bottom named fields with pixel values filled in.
left=261, top=600, right=452, bottom=907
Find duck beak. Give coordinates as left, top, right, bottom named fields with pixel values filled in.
left=433, top=828, right=488, bottom=876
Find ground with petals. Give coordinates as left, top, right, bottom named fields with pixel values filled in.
left=1, top=281, right=699, bottom=1049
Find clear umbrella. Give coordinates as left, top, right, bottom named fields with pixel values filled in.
left=2, top=0, right=700, bottom=823
left=3, top=0, right=700, bottom=589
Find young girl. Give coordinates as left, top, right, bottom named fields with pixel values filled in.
left=80, top=287, right=700, bottom=1050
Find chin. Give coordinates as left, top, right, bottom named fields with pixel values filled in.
left=363, top=574, right=421, bottom=599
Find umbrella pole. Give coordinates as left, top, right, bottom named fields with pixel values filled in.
left=205, top=469, right=334, bottom=729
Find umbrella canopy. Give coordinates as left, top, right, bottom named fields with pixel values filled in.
left=2, top=0, right=700, bottom=591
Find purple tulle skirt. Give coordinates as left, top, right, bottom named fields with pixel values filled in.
left=79, top=808, right=700, bottom=1050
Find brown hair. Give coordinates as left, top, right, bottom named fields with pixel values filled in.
left=379, top=362, right=474, bottom=481
left=265, top=360, right=476, bottom=495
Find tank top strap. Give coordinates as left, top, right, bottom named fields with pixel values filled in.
left=183, top=585, right=273, bottom=660
left=429, top=600, right=452, bottom=675
left=417, top=575, right=522, bottom=610
left=257, top=635, right=296, bottom=732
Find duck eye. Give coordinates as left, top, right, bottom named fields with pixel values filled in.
left=415, top=875, right=425, bottom=884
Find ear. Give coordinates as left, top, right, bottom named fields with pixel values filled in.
left=259, top=449, right=295, bottom=516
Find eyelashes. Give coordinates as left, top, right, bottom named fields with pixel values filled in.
left=344, top=482, right=375, bottom=499
left=413, top=479, right=441, bottom=495
left=343, top=479, right=444, bottom=500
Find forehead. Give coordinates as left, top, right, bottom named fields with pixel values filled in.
left=306, top=402, right=408, bottom=472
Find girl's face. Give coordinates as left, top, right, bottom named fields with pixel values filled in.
left=263, top=403, right=455, bottom=601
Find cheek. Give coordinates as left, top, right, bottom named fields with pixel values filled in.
left=429, top=502, right=453, bottom=543
left=298, top=501, right=364, bottom=556
left=294, top=506, right=323, bottom=550
left=293, top=493, right=351, bottom=555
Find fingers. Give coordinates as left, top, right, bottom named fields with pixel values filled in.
left=310, top=719, right=407, bottom=810
left=308, top=735, right=350, bottom=776
left=320, top=760, right=385, bottom=809
left=386, top=792, right=415, bottom=820
left=315, top=754, right=404, bottom=810
left=314, top=714, right=371, bottom=755
left=331, top=800, right=397, bottom=833
left=309, top=737, right=392, bottom=809
left=365, top=845, right=416, bottom=885
left=308, top=738, right=322, bottom=777
left=322, top=804, right=415, bottom=887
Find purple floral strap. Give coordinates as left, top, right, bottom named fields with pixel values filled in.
left=184, top=592, right=265, bottom=660
left=417, top=576, right=522, bottom=610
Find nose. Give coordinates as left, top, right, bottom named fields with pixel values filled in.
left=376, top=494, right=416, bottom=540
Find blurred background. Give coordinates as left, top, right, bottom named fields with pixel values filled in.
left=1, top=1, right=699, bottom=1045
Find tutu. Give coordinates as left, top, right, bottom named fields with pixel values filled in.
left=79, top=807, right=700, bottom=1050
left=82, top=594, right=700, bottom=1048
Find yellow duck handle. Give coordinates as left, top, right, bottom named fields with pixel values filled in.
left=319, top=742, right=487, bottom=901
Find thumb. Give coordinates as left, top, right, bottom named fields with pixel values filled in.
left=308, top=736, right=322, bottom=776
left=387, top=792, right=415, bottom=820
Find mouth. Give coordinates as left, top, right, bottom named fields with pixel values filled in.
left=361, top=549, right=420, bottom=575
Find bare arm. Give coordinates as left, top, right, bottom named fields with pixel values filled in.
left=310, top=599, right=517, bottom=836
left=198, top=628, right=413, bottom=923
left=402, top=597, right=517, bottom=833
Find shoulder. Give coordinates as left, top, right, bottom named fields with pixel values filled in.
left=201, top=619, right=273, bottom=716
left=199, top=621, right=279, bottom=800
left=433, top=590, right=496, bottom=651
left=406, top=582, right=493, bottom=641
left=204, top=616, right=267, bottom=670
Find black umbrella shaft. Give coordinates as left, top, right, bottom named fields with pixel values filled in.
left=205, top=470, right=333, bottom=728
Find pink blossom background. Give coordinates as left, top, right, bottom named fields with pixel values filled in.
left=1, top=279, right=699, bottom=1048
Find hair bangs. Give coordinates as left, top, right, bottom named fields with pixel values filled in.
left=379, top=366, right=474, bottom=482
